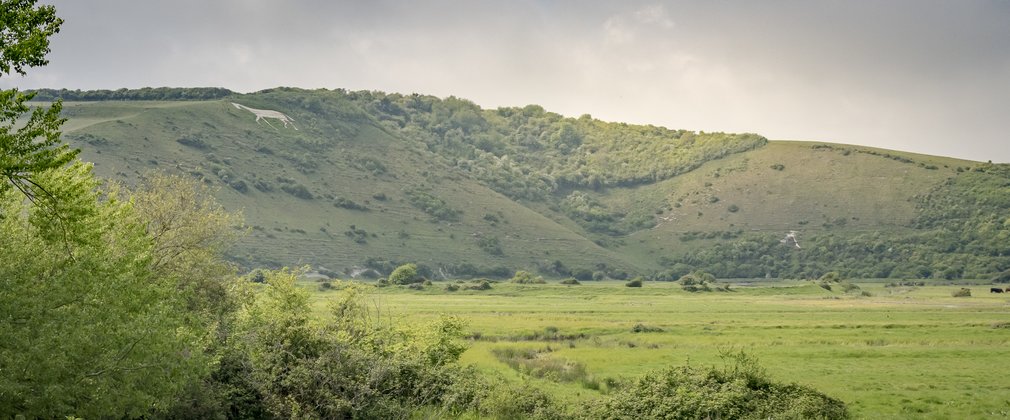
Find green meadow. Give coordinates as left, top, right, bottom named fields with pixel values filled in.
left=305, top=280, right=1010, bottom=419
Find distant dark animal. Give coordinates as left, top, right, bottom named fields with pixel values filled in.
left=991, top=287, right=1004, bottom=293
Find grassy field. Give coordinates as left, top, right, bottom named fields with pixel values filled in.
left=304, top=279, right=1010, bottom=419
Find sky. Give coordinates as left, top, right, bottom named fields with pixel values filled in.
left=4, top=0, right=1009, bottom=162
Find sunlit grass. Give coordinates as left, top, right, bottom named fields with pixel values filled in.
left=304, top=279, right=1010, bottom=419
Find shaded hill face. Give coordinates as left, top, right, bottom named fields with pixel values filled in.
left=52, top=88, right=1010, bottom=280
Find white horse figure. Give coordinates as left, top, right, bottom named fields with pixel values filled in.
left=231, top=102, right=298, bottom=130
left=780, top=230, right=801, bottom=249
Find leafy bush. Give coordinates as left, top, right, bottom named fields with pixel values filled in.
left=585, top=351, right=848, bottom=419
left=406, top=189, right=461, bottom=221
left=560, top=278, right=581, bottom=285
left=280, top=183, right=313, bottom=199
left=631, top=323, right=663, bottom=333
left=952, top=288, right=971, bottom=297
left=463, top=279, right=493, bottom=290
left=510, top=270, right=546, bottom=284
left=389, top=263, right=421, bottom=285
left=477, top=235, right=504, bottom=256
left=625, top=278, right=643, bottom=287
left=333, top=196, right=368, bottom=211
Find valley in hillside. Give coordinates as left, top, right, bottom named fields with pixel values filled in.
left=42, top=87, right=1010, bottom=282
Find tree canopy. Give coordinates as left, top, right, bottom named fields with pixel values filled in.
left=0, top=0, right=77, bottom=210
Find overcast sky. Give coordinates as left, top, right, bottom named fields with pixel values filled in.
left=4, top=1, right=1009, bottom=162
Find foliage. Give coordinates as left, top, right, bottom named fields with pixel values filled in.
left=463, top=279, right=494, bottom=290
left=477, top=235, right=504, bottom=256
left=0, top=0, right=62, bottom=77
left=406, top=189, right=461, bottom=222
left=0, top=164, right=212, bottom=417
left=631, top=323, right=663, bottom=333
left=389, top=262, right=421, bottom=285
left=28, top=87, right=234, bottom=101
left=121, top=172, right=243, bottom=317
left=625, top=278, right=643, bottom=287
left=0, top=0, right=76, bottom=209
left=585, top=351, right=849, bottom=419
left=511, top=270, right=546, bottom=284
left=492, top=346, right=590, bottom=383
left=951, top=288, right=972, bottom=297
left=560, top=278, right=581, bottom=285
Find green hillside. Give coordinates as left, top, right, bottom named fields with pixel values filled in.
left=47, top=87, right=1010, bottom=280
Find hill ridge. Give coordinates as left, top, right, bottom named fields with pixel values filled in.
left=47, top=87, right=1010, bottom=281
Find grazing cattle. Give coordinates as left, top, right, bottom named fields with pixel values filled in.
left=991, top=287, right=1004, bottom=293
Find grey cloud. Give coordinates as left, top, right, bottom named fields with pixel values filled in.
left=2, top=0, right=1008, bottom=162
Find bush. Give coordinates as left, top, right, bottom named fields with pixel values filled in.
left=510, top=270, right=545, bottom=284
left=631, top=323, right=663, bottom=333
left=464, top=280, right=493, bottom=291
left=280, top=183, right=313, bottom=199
left=625, top=278, right=643, bottom=287
left=444, top=284, right=459, bottom=292
left=389, top=263, right=421, bottom=285
left=819, top=272, right=842, bottom=282
left=842, top=283, right=861, bottom=293
left=572, top=268, right=594, bottom=281
left=586, top=351, right=848, bottom=419
left=952, top=288, right=971, bottom=297
left=477, top=236, right=504, bottom=256
left=559, top=278, right=580, bottom=285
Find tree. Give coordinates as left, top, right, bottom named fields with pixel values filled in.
left=120, top=172, right=244, bottom=317
left=389, top=263, right=420, bottom=284
left=1, top=0, right=77, bottom=209
left=0, top=164, right=211, bottom=417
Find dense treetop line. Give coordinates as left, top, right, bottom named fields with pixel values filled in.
left=27, top=87, right=235, bottom=101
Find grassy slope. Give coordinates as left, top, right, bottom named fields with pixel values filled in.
left=62, top=99, right=637, bottom=274
left=54, top=92, right=989, bottom=277
left=614, top=141, right=972, bottom=265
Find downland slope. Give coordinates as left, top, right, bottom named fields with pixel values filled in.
left=42, top=87, right=1010, bottom=280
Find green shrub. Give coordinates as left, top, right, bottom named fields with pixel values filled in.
left=560, top=278, right=580, bottom=285
left=625, top=278, right=643, bottom=287
left=464, top=280, right=493, bottom=291
left=631, top=323, right=663, bottom=333
left=952, top=288, right=971, bottom=297
left=842, top=282, right=861, bottom=293
left=585, top=351, right=848, bottom=419
left=477, top=235, right=504, bottom=256
left=510, top=270, right=546, bottom=284
left=280, top=183, right=313, bottom=199
left=389, top=263, right=420, bottom=285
